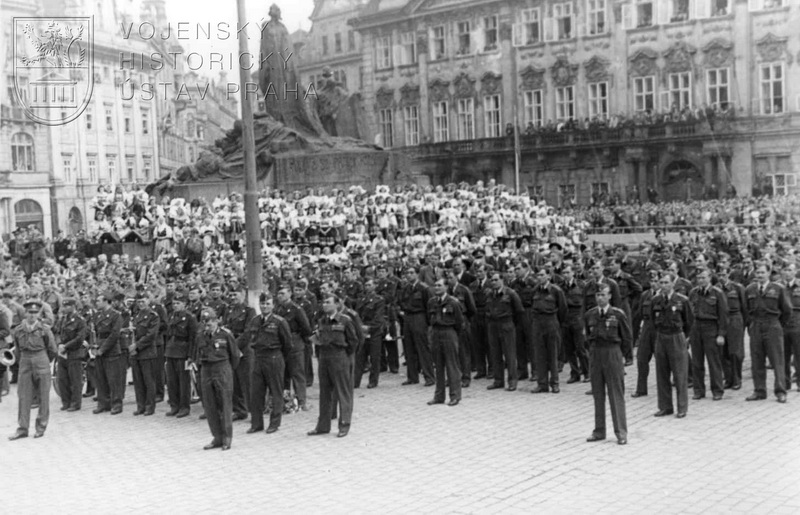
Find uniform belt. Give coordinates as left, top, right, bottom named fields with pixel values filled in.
left=656, top=329, right=683, bottom=335
left=254, top=348, right=282, bottom=354
left=592, top=341, right=620, bottom=348
left=20, top=349, right=46, bottom=356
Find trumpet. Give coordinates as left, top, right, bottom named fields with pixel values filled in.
left=1, top=343, right=15, bottom=367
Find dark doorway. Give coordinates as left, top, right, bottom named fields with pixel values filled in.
left=661, top=160, right=703, bottom=201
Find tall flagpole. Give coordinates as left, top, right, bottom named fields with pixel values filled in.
left=236, top=0, right=263, bottom=301
left=514, top=109, right=521, bottom=195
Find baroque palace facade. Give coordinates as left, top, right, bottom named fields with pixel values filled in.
left=342, top=0, right=800, bottom=205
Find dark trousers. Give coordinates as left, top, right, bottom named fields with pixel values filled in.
left=620, top=300, right=634, bottom=361
left=516, top=309, right=532, bottom=376
left=284, top=345, right=307, bottom=405
left=635, top=322, right=655, bottom=395
left=382, top=335, right=399, bottom=372
left=233, top=350, right=252, bottom=417
left=95, top=355, right=123, bottom=411
left=131, top=358, right=156, bottom=413
left=631, top=298, right=643, bottom=344
left=355, top=329, right=383, bottom=387
left=57, top=358, right=83, bottom=409
left=783, top=330, right=800, bottom=390
left=590, top=345, right=627, bottom=440
left=304, top=340, right=314, bottom=386
left=403, top=313, right=434, bottom=383
left=488, top=319, right=517, bottom=387
left=315, top=348, right=353, bottom=433
left=563, top=316, right=589, bottom=380
left=155, top=345, right=166, bottom=398
left=458, top=323, right=472, bottom=382
left=250, top=353, right=285, bottom=430
left=165, top=357, right=191, bottom=412
left=85, top=359, right=96, bottom=394
left=201, top=361, right=234, bottom=445
left=17, top=352, right=51, bottom=434
left=749, top=319, right=786, bottom=397
left=655, top=332, right=689, bottom=414
left=533, top=316, right=561, bottom=389
left=691, top=321, right=725, bottom=397
left=431, top=327, right=461, bottom=402
left=471, top=313, right=490, bottom=375
left=119, top=351, right=129, bottom=401
left=723, top=314, right=744, bottom=387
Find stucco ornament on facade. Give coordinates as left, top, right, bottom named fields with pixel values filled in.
left=702, top=38, right=734, bottom=68
left=375, top=87, right=395, bottom=110
left=452, top=72, right=477, bottom=100
left=428, top=78, right=451, bottom=102
left=628, top=48, right=658, bottom=77
left=519, top=65, right=546, bottom=90
left=550, top=56, right=578, bottom=87
left=399, top=83, right=420, bottom=107
left=756, top=33, right=792, bottom=64
left=583, top=56, right=610, bottom=83
left=662, top=41, right=697, bottom=73
left=480, top=72, right=502, bottom=95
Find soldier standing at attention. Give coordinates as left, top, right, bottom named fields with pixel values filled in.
left=355, top=278, right=386, bottom=389
left=688, top=269, right=728, bottom=401
left=196, top=308, right=240, bottom=451
left=130, top=293, right=160, bottom=416
left=93, top=293, right=124, bottom=415
left=8, top=300, right=57, bottom=440
left=397, top=266, right=435, bottom=386
left=426, top=278, right=464, bottom=406
left=585, top=284, right=631, bottom=445
left=652, top=272, right=694, bottom=419
left=223, top=289, right=256, bottom=421
left=485, top=272, right=524, bottom=392
left=55, top=298, right=87, bottom=412
left=165, top=294, right=198, bottom=418
left=308, top=294, right=358, bottom=438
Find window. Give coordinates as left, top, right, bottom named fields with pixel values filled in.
left=87, top=155, right=97, bottom=181
left=430, top=26, right=446, bottom=60
left=400, top=31, right=417, bottom=65
left=457, top=98, right=475, bottom=140
left=523, top=90, right=544, bottom=127
left=141, top=108, right=150, bottom=134
left=432, top=101, right=449, bottom=142
left=587, top=0, right=607, bottom=35
left=126, top=157, right=135, bottom=182
left=62, top=154, right=73, bottom=182
left=483, top=95, right=501, bottom=137
left=668, top=72, right=692, bottom=110
left=556, top=86, right=575, bottom=122
left=143, top=157, right=152, bottom=180
left=558, top=184, right=577, bottom=206
left=334, top=69, right=348, bottom=89
left=85, top=106, right=93, bottom=129
left=197, top=124, right=204, bottom=140
left=107, top=155, right=117, bottom=179
left=633, top=76, right=655, bottom=112
left=513, top=8, right=541, bottom=46
left=375, top=36, right=392, bottom=69
left=188, top=146, right=195, bottom=163
left=322, top=35, right=329, bottom=56
left=124, top=109, right=132, bottom=133
left=11, top=133, right=34, bottom=171
left=554, top=3, right=573, bottom=40
left=712, top=0, right=730, bottom=16
left=588, top=82, right=609, bottom=119
left=637, top=0, right=654, bottom=27
left=457, top=22, right=471, bottom=55
left=334, top=33, right=342, bottom=53
left=379, top=108, right=393, bottom=148
left=404, top=106, right=419, bottom=146
left=760, top=63, right=784, bottom=115
left=529, top=185, right=544, bottom=198
left=483, top=16, right=498, bottom=51
left=9, top=76, right=29, bottom=106
left=749, top=0, right=784, bottom=10
left=771, top=174, right=795, bottom=196
left=591, top=182, right=610, bottom=199
left=670, top=0, right=690, bottom=22
left=707, top=68, right=729, bottom=109
left=348, top=31, right=356, bottom=51
left=105, top=105, right=113, bottom=131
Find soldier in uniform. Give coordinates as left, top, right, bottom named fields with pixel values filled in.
left=397, top=266, right=435, bottom=386
left=716, top=267, right=747, bottom=390
left=275, top=284, right=313, bottom=410
left=195, top=308, right=240, bottom=450
left=308, top=294, right=358, bottom=438
left=609, top=257, right=642, bottom=366
left=426, top=278, right=464, bottom=406
left=8, top=300, right=57, bottom=440
left=779, top=263, right=800, bottom=392
left=204, top=283, right=228, bottom=321
left=149, top=297, right=168, bottom=403
left=485, top=271, right=524, bottom=392
left=446, top=269, right=476, bottom=388
left=113, top=293, right=132, bottom=403
left=632, top=268, right=661, bottom=398
left=355, top=278, right=386, bottom=389
left=688, top=269, right=728, bottom=401
left=585, top=284, right=631, bottom=445
left=561, top=265, right=589, bottom=384
left=292, top=282, right=317, bottom=386
left=130, top=293, right=160, bottom=416
left=223, top=289, right=255, bottom=421
left=93, top=293, right=124, bottom=415
left=55, top=298, right=86, bottom=411
left=375, top=265, right=399, bottom=373
left=78, top=290, right=96, bottom=399
left=510, top=261, right=536, bottom=382
left=165, top=294, right=198, bottom=417
left=652, top=272, right=694, bottom=418
left=745, top=262, right=791, bottom=403
left=469, top=266, right=492, bottom=379
left=244, top=292, right=292, bottom=434
left=530, top=268, right=567, bottom=394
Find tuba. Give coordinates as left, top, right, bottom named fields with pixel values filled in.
left=1, top=343, right=16, bottom=367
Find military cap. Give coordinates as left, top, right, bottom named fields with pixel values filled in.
left=23, top=300, right=43, bottom=311
left=172, top=293, right=188, bottom=303
left=62, top=297, right=78, bottom=307
left=201, top=308, right=218, bottom=321
left=134, top=292, right=148, bottom=301
left=549, top=242, right=563, bottom=252
left=113, top=292, right=126, bottom=302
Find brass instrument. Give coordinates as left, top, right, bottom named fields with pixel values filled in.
left=1, top=342, right=16, bottom=367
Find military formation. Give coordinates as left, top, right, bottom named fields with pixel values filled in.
left=1, top=234, right=799, bottom=450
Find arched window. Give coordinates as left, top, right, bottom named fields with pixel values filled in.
left=14, top=199, right=44, bottom=232
left=68, top=206, right=84, bottom=235
left=11, top=132, right=35, bottom=171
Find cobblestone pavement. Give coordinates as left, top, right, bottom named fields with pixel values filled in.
left=2, top=345, right=800, bottom=514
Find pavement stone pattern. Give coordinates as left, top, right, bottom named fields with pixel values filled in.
left=1, top=340, right=799, bottom=513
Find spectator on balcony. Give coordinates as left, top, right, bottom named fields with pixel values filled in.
left=525, top=122, right=537, bottom=135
